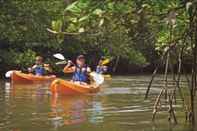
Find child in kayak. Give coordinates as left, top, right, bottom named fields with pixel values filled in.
left=28, top=56, right=52, bottom=76
left=96, top=57, right=108, bottom=74
left=63, top=55, right=91, bottom=85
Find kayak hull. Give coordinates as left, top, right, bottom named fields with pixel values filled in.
left=11, top=71, right=56, bottom=84
left=50, top=79, right=100, bottom=95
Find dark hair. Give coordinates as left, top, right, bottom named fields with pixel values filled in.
left=100, top=56, right=105, bottom=60
left=77, top=55, right=85, bottom=60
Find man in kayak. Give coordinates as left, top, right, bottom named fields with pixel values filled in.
left=28, top=56, right=52, bottom=76
left=96, top=57, right=108, bottom=74
left=63, top=55, right=91, bottom=84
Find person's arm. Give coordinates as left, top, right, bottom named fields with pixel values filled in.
left=28, top=65, right=37, bottom=73
left=63, top=61, right=75, bottom=73
left=32, top=65, right=38, bottom=69
left=63, top=66, right=75, bottom=73
left=44, top=64, right=53, bottom=73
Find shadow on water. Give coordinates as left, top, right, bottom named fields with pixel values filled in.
left=0, top=75, right=196, bottom=131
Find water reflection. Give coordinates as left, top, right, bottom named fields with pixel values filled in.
left=3, top=82, right=105, bottom=129
left=6, top=83, right=50, bottom=98
left=49, top=95, right=92, bottom=128
left=0, top=76, right=196, bottom=131
left=88, top=101, right=103, bottom=124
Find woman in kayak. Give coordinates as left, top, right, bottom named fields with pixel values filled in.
left=96, top=57, right=108, bottom=74
left=28, top=56, right=52, bottom=76
left=63, top=55, right=91, bottom=85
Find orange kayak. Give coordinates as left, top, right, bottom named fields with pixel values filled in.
left=50, top=79, right=100, bottom=95
left=11, top=71, right=56, bottom=84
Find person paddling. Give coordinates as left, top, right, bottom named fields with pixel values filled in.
left=63, top=55, right=91, bottom=85
left=28, top=56, right=52, bottom=76
left=96, top=57, right=108, bottom=74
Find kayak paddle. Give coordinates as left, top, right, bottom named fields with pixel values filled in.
left=53, top=53, right=68, bottom=65
left=5, top=70, right=14, bottom=78
left=90, top=72, right=104, bottom=85
left=55, top=61, right=68, bottom=65
left=53, top=53, right=65, bottom=60
left=101, top=59, right=110, bottom=65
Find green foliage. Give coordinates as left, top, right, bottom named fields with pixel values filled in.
left=0, top=0, right=65, bottom=45
left=14, top=49, right=36, bottom=69
left=6, top=49, right=36, bottom=70
left=0, top=48, right=36, bottom=73
left=0, top=0, right=194, bottom=74
left=52, top=0, right=154, bottom=65
left=52, top=20, right=63, bottom=32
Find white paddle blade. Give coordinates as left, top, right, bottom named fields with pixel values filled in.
left=53, top=53, right=65, bottom=60
left=5, top=71, right=13, bottom=78
left=90, top=72, right=104, bottom=85
left=55, top=61, right=68, bottom=65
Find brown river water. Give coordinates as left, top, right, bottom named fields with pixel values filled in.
left=0, top=75, right=195, bottom=131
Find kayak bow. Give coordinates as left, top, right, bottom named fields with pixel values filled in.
left=11, top=71, right=56, bottom=84
left=50, top=79, right=100, bottom=95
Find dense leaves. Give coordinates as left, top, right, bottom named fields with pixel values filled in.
left=0, top=0, right=66, bottom=74
left=0, top=0, right=195, bottom=74
left=52, top=0, right=193, bottom=66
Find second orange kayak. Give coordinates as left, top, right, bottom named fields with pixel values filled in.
left=11, top=71, right=56, bottom=84
left=50, top=79, right=100, bottom=95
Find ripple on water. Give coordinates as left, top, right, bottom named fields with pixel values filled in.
left=0, top=76, right=193, bottom=131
